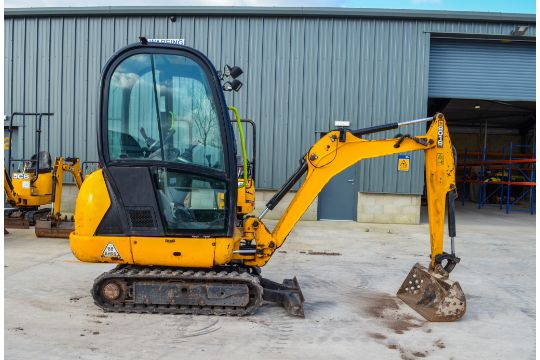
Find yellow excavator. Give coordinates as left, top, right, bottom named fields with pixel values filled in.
left=69, top=39, right=465, bottom=322
left=33, top=157, right=84, bottom=238
left=4, top=112, right=84, bottom=238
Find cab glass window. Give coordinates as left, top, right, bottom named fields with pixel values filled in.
left=154, top=168, right=228, bottom=231
left=107, top=53, right=225, bottom=171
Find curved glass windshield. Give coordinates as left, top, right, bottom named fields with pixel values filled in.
left=107, top=53, right=225, bottom=171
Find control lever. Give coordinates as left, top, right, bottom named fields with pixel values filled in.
left=162, top=128, right=176, bottom=144
left=140, top=127, right=158, bottom=149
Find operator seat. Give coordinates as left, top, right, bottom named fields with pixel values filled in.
left=29, top=151, right=52, bottom=173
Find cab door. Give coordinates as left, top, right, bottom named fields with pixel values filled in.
left=96, top=44, right=237, bottom=239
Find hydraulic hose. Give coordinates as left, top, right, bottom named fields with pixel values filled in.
left=229, top=106, right=248, bottom=188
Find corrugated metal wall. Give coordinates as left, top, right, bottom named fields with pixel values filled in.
left=4, top=12, right=536, bottom=193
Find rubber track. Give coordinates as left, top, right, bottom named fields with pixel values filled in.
left=92, top=265, right=263, bottom=316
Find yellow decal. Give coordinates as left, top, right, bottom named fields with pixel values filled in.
left=4, top=136, right=10, bottom=150
left=397, top=155, right=410, bottom=172
left=437, top=153, right=444, bottom=165
left=217, top=192, right=225, bottom=209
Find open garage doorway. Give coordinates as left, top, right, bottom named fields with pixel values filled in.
left=427, top=37, right=536, bottom=215
left=427, top=99, right=535, bottom=214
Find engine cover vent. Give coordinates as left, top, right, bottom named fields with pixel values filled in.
left=127, top=207, right=157, bottom=229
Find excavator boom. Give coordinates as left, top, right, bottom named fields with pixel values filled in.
left=240, top=114, right=456, bottom=267
left=35, top=157, right=84, bottom=238
left=237, top=113, right=465, bottom=321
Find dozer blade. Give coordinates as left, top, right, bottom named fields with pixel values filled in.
left=4, top=217, right=30, bottom=229
left=260, top=277, right=305, bottom=317
left=397, top=263, right=466, bottom=322
left=35, top=219, right=74, bottom=238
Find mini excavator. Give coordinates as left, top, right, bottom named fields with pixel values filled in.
left=4, top=112, right=84, bottom=238
left=70, top=40, right=466, bottom=322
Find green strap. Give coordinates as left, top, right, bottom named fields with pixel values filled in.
left=169, top=111, right=175, bottom=128
left=228, top=106, right=248, bottom=189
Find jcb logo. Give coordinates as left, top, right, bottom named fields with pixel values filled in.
left=437, top=120, right=444, bottom=148
left=12, top=173, right=30, bottom=180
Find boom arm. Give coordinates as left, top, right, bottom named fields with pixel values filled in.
left=240, top=113, right=456, bottom=269
left=50, top=157, right=84, bottom=221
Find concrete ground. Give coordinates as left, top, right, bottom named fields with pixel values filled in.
left=5, top=203, right=535, bottom=360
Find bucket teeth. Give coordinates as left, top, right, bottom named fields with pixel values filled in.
left=397, top=263, right=466, bottom=322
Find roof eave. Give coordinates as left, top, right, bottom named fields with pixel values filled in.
left=3, top=6, right=537, bottom=23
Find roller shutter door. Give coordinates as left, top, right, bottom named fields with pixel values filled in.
left=429, top=39, right=535, bottom=101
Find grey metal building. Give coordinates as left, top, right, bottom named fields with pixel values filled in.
left=4, top=7, right=536, bottom=221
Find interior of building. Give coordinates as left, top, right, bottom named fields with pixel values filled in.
left=428, top=98, right=535, bottom=214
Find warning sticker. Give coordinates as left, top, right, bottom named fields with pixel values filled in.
left=22, top=181, right=30, bottom=189
left=398, top=155, right=410, bottom=172
left=437, top=153, right=444, bottom=165
left=102, top=243, right=121, bottom=259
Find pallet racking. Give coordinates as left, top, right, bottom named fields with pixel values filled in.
left=457, top=143, right=535, bottom=214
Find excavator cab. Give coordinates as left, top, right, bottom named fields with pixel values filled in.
left=96, top=43, right=239, bottom=238
left=28, top=151, right=53, bottom=174
left=10, top=150, right=53, bottom=200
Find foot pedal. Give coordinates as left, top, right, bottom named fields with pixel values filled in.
left=260, top=277, right=305, bottom=317
left=397, top=263, right=466, bottom=322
